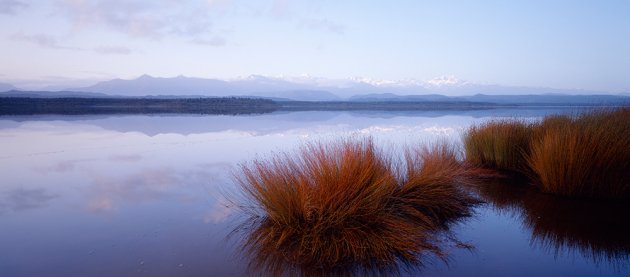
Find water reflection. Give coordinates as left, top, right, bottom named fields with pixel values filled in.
left=86, top=167, right=181, bottom=212
left=0, top=187, right=58, bottom=214
left=202, top=195, right=236, bottom=224
left=236, top=217, right=473, bottom=277
left=476, top=181, right=630, bottom=269
left=85, top=165, right=227, bottom=213
left=0, top=109, right=624, bottom=276
left=107, top=154, right=143, bottom=162
left=0, top=107, right=583, bottom=137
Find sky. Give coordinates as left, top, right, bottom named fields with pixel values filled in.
left=0, top=0, right=629, bottom=92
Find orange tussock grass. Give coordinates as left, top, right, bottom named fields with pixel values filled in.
left=235, top=138, right=478, bottom=274
left=395, top=143, right=480, bottom=230
left=463, top=120, right=533, bottom=174
left=464, top=107, right=630, bottom=199
left=533, top=114, right=573, bottom=137
left=527, top=107, right=630, bottom=199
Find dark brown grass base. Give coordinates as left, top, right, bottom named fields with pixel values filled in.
left=234, top=138, right=479, bottom=275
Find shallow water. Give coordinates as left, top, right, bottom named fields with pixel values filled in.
left=0, top=108, right=628, bottom=276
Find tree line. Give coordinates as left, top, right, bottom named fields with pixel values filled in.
left=0, top=97, right=280, bottom=115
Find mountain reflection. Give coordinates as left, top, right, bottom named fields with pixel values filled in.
left=476, top=181, right=630, bottom=269
left=0, top=107, right=578, bottom=137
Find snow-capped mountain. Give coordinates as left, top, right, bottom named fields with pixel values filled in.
left=61, top=74, right=621, bottom=100
left=423, top=76, right=469, bottom=88
left=67, top=74, right=341, bottom=101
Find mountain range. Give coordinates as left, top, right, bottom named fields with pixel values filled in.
left=1, top=75, right=629, bottom=104
left=0, top=82, right=16, bottom=92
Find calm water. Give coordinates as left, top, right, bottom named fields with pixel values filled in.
left=1, top=108, right=628, bottom=276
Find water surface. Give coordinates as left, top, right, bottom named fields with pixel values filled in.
left=1, top=108, right=628, bottom=276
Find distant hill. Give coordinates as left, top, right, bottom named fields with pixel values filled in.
left=350, top=93, right=630, bottom=106
left=461, top=94, right=630, bottom=105
left=349, top=93, right=452, bottom=102
left=65, top=74, right=622, bottom=101
left=75, top=75, right=235, bottom=97
left=68, top=75, right=340, bottom=101
left=2, top=75, right=627, bottom=105
left=0, top=83, right=17, bottom=92
left=0, top=90, right=110, bottom=98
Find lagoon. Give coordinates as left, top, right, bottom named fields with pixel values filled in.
left=0, top=108, right=628, bottom=276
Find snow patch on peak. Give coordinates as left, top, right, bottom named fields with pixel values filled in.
left=424, top=76, right=468, bottom=87
left=220, top=74, right=469, bottom=90
left=276, top=74, right=329, bottom=85
left=349, top=77, right=400, bottom=87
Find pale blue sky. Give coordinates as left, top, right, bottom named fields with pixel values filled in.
left=0, top=0, right=629, bottom=91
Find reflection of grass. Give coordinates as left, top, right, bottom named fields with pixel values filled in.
left=476, top=182, right=630, bottom=269
left=464, top=107, right=630, bottom=199
left=235, top=138, right=478, bottom=274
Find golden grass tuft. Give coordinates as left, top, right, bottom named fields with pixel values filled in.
left=463, top=120, right=533, bottom=174
left=464, top=107, right=630, bottom=199
left=234, top=138, right=478, bottom=274
left=527, top=108, right=630, bottom=199
left=396, top=143, right=480, bottom=229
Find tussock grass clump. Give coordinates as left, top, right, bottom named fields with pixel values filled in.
left=464, top=107, right=630, bottom=199
left=396, top=143, right=480, bottom=229
left=463, top=120, right=533, bottom=174
left=534, top=114, right=572, bottom=136
left=527, top=108, right=630, bottom=199
left=235, top=138, right=478, bottom=274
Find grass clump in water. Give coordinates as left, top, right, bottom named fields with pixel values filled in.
left=527, top=108, right=630, bottom=199
left=234, top=138, right=478, bottom=274
left=463, top=120, right=533, bottom=174
left=396, top=143, right=480, bottom=229
left=463, top=107, right=630, bottom=199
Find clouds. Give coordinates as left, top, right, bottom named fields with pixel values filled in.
left=11, top=32, right=134, bottom=55
left=11, top=32, right=79, bottom=50
left=54, top=0, right=217, bottom=39
left=53, top=0, right=343, bottom=40
left=94, top=45, right=133, bottom=55
left=299, top=18, right=345, bottom=35
left=1, top=1, right=629, bottom=92
left=0, top=0, right=27, bottom=15
left=190, top=36, right=226, bottom=46
left=5, top=0, right=344, bottom=56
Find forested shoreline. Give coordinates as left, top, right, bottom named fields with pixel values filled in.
left=0, top=97, right=505, bottom=115
left=0, top=97, right=280, bottom=115
left=2, top=97, right=627, bottom=115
